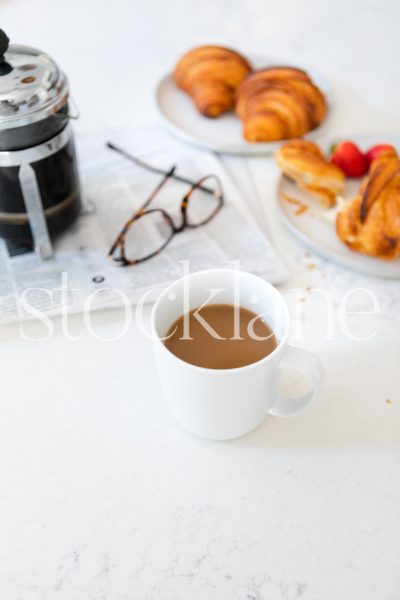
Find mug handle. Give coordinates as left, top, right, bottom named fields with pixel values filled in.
left=269, top=345, right=324, bottom=417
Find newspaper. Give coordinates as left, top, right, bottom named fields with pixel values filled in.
left=0, top=127, right=289, bottom=324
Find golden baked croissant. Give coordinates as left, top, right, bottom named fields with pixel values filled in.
left=236, top=67, right=327, bottom=142
left=336, top=155, right=400, bottom=259
left=174, top=45, right=252, bottom=118
left=275, top=140, right=345, bottom=207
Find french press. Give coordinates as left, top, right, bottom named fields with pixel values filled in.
left=0, top=29, right=81, bottom=257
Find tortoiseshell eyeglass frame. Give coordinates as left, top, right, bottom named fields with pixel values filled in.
left=107, top=144, right=224, bottom=267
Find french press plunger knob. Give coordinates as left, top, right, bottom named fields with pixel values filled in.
left=0, top=29, right=12, bottom=76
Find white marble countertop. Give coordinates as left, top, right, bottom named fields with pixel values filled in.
left=1, top=1, right=400, bottom=598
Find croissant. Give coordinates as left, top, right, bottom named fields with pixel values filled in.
left=336, top=155, right=400, bottom=259
left=275, top=139, right=345, bottom=207
left=236, top=67, right=327, bottom=142
left=174, top=45, right=252, bottom=118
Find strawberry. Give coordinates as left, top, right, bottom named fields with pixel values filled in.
left=330, top=140, right=368, bottom=178
left=365, top=144, right=397, bottom=166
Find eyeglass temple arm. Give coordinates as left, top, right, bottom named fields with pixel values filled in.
left=141, top=165, right=176, bottom=210
left=106, top=142, right=215, bottom=195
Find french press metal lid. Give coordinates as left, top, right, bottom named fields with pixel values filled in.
left=0, top=30, right=68, bottom=131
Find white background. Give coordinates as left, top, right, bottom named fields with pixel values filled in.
left=0, top=1, right=400, bottom=599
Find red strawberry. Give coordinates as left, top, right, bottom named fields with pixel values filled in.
left=365, top=144, right=397, bottom=166
left=330, top=140, right=368, bottom=178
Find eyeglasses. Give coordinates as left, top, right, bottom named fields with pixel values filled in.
left=106, top=142, right=225, bottom=266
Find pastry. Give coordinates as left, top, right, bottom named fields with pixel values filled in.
left=275, top=139, right=345, bottom=207
left=174, top=45, right=252, bottom=118
left=336, top=155, right=400, bottom=259
left=235, top=66, right=327, bottom=142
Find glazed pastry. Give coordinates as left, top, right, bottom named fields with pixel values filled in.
left=235, top=67, right=327, bottom=142
left=174, top=45, right=252, bottom=118
left=275, top=140, right=345, bottom=207
left=336, top=155, right=400, bottom=259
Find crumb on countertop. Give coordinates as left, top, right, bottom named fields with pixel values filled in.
left=385, top=398, right=393, bottom=405
left=298, top=287, right=313, bottom=303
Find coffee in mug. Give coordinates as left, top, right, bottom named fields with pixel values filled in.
left=164, top=303, right=277, bottom=369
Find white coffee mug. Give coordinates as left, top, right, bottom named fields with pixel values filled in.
left=151, top=269, right=323, bottom=440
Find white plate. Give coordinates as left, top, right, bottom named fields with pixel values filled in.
left=277, top=133, right=400, bottom=279
left=155, top=56, right=332, bottom=155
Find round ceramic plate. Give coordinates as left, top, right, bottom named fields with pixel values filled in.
left=277, top=133, right=400, bottom=279
left=155, top=56, right=332, bottom=155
